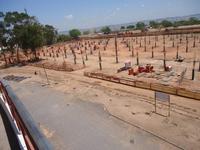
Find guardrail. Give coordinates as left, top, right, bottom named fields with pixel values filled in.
left=0, top=80, right=52, bottom=150
left=84, top=71, right=200, bottom=100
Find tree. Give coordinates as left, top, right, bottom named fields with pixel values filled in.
left=43, top=25, right=57, bottom=45
left=101, top=26, right=111, bottom=34
left=4, top=11, right=37, bottom=62
left=57, top=34, right=71, bottom=42
left=120, top=26, right=125, bottom=30
left=161, top=20, right=173, bottom=28
left=126, top=25, right=135, bottom=30
left=188, top=17, right=200, bottom=25
left=82, top=30, right=90, bottom=35
left=69, top=29, right=81, bottom=39
left=20, top=23, right=44, bottom=60
left=0, top=12, right=10, bottom=66
left=136, top=22, right=146, bottom=30
left=149, top=21, right=159, bottom=28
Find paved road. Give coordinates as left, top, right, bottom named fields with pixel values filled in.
left=1, top=81, right=179, bottom=150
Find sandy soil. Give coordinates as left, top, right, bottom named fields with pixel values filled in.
left=0, top=65, right=200, bottom=149
left=34, top=33, right=200, bottom=89
left=0, top=33, right=200, bottom=149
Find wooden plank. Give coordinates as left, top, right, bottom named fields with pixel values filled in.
left=84, top=71, right=200, bottom=100
left=151, top=83, right=176, bottom=94
left=194, top=92, right=200, bottom=100
left=177, top=88, right=195, bottom=99
left=135, top=81, right=151, bottom=89
left=120, top=78, right=135, bottom=86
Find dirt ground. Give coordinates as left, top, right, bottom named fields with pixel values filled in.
left=35, top=33, right=200, bottom=87
left=0, top=33, right=200, bottom=149
left=0, top=65, right=200, bottom=150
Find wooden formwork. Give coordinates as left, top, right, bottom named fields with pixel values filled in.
left=177, top=88, right=196, bottom=99
left=84, top=71, right=200, bottom=100
left=151, top=83, right=177, bottom=95
left=120, top=78, right=135, bottom=86
left=136, top=81, right=151, bottom=89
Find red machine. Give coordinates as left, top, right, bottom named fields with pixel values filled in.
left=128, top=64, right=154, bottom=76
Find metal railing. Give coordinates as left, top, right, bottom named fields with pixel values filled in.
left=0, top=80, right=52, bottom=150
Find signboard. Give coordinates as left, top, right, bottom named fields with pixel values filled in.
left=154, top=91, right=170, bottom=117
left=155, top=91, right=170, bottom=102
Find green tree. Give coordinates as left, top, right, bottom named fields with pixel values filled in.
left=20, top=23, right=44, bottom=60
left=82, top=30, right=90, bottom=35
left=149, top=21, right=159, bottom=28
left=188, top=17, right=200, bottom=25
left=69, top=29, right=81, bottom=39
left=43, top=25, right=57, bottom=45
left=4, top=11, right=37, bottom=62
left=136, top=22, right=146, bottom=30
left=101, top=26, right=111, bottom=34
left=126, top=25, right=135, bottom=30
left=120, top=26, right=125, bottom=30
left=57, top=34, right=71, bottom=42
left=160, top=20, right=173, bottom=27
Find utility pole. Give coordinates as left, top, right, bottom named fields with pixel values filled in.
left=85, top=48, right=88, bottom=60
left=192, top=60, right=195, bottom=80
left=64, top=47, right=67, bottom=58
left=193, top=35, right=196, bottom=48
left=176, top=45, right=179, bottom=59
left=72, top=49, right=76, bottom=64
left=186, top=36, right=188, bottom=53
left=163, top=35, right=165, bottom=52
left=136, top=50, right=139, bottom=65
left=98, top=50, right=102, bottom=70
left=132, top=44, right=134, bottom=57
left=152, top=46, right=154, bottom=58
left=199, top=61, right=200, bottom=72
left=115, top=35, right=119, bottom=63
left=128, top=40, right=131, bottom=51
left=81, top=50, right=85, bottom=67
left=144, top=35, right=146, bottom=52
left=42, top=64, right=50, bottom=85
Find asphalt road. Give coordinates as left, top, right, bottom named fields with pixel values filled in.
left=0, top=81, right=179, bottom=150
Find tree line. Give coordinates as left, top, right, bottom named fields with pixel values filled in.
left=120, top=17, right=200, bottom=31
left=0, top=11, right=81, bottom=63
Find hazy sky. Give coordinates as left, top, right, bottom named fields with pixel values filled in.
left=1, top=0, right=200, bottom=31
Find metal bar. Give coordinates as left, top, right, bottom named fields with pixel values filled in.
left=0, top=80, right=52, bottom=150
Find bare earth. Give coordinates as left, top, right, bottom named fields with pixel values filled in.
left=0, top=65, right=200, bottom=150
left=0, top=33, right=200, bottom=150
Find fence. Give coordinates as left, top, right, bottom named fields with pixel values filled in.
left=84, top=71, right=200, bottom=100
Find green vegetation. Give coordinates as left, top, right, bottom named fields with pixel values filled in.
left=126, top=25, right=135, bottom=30
left=149, top=17, right=200, bottom=28
left=57, top=34, right=71, bottom=42
left=160, top=20, right=173, bottom=27
left=0, top=11, right=83, bottom=63
left=69, top=29, right=81, bottom=39
left=120, top=26, right=125, bottom=30
left=82, top=30, right=90, bottom=35
left=149, top=21, right=160, bottom=28
left=101, top=26, right=111, bottom=34
left=43, top=25, right=57, bottom=45
left=124, top=17, right=200, bottom=31
left=136, top=22, right=146, bottom=30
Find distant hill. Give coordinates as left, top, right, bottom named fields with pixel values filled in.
left=59, top=13, right=200, bottom=35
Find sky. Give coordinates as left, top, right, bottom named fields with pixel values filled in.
left=1, top=0, right=200, bottom=31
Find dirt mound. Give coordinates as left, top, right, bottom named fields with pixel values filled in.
left=29, top=60, right=84, bottom=72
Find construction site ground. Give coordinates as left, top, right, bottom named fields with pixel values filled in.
left=0, top=65, right=200, bottom=150
left=0, top=34, right=200, bottom=150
